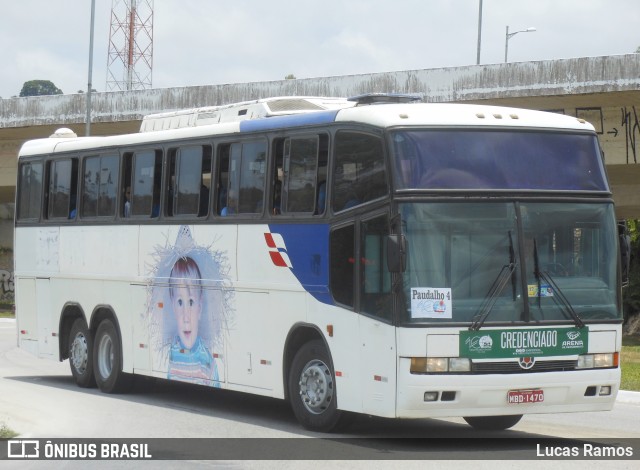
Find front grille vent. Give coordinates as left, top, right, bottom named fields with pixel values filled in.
left=471, top=359, right=577, bottom=374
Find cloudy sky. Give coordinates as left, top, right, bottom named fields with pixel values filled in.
left=0, top=0, right=639, bottom=99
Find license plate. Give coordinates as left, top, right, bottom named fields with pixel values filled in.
left=508, top=389, right=544, bottom=404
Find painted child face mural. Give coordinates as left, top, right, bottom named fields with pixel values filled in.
left=169, top=257, right=203, bottom=350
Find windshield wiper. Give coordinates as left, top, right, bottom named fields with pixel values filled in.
left=533, top=239, right=585, bottom=329
left=469, top=231, right=517, bottom=331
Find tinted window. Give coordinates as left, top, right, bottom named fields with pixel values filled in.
left=330, top=223, right=355, bottom=307
left=81, top=154, right=119, bottom=218
left=48, top=158, right=78, bottom=219
left=223, top=141, right=266, bottom=215
left=361, top=215, right=393, bottom=320
left=392, top=130, right=608, bottom=191
left=17, top=161, right=43, bottom=221
left=167, top=145, right=212, bottom=217
left=284, top=136, right=319, bottom=213
left=130, top=150, right=162, bottom=217
left=332, top=132, right=387, bottom=212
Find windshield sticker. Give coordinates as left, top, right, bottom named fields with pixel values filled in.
left=411, top=288, right=452, bottom=319
left=528, top=284, right=554, bottom=297
left=460, top=327, right=589, bottom=358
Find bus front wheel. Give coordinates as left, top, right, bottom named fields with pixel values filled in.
left=68, top=318, right=96, bottom=388
left=288, top=339, right=346, bottom=432
left=93, top=319, right=132, bottom=394
left=463, top=415, right=522, bottom=430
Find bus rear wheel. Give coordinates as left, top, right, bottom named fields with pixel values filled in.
left=288, top=339, right=347, bottom=432
left=463, top=415, right=522, bottom=430
left=68, top=318, right=95, bottom=388
left=93, top=319, right=132, bottom=394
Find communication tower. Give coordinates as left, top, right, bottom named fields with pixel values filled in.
left=106, top=0, right=154, bottom=91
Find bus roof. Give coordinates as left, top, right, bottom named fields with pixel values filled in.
left=18, top=99, right=596, bottom=158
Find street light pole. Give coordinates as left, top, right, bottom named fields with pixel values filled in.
left=505, top=25, right=536, bottom=63
left=476, top=0, right=483, bottom=65
left=85, top=0, right=96, bottom=136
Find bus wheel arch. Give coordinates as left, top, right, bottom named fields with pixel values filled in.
left=286, top=331, right=349, bottom=432
left=283, top=324, right=326, bottom=401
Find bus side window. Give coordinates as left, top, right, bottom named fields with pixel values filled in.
left=167, top=145, right=212, bottom=218
left=217, top=144, right=234, bottom=215
left=330, top=223, right=355, bottom=308
left=220, top=141, right=266, bottom=215
left=271, top=139, right=285, bottom=215
left=283, top=136, right=319, bottom=214
left=360, top=214, right=393, bottom=321
left=166, top=149, right=177, bottom=217
left=122, top=153, right=132, bottom=218
left=198, top=146, right=213, bottom=217
left=332, top=132, right=387, bottom=212
left=316, top=134, right=329, bottom=215
left=46, top=158, right=78, bottom=220
left=238, top=141, right=267, bottom=214
left=17, top=160, right=43, bottom=221
left=81, top=154, right=119, bottom=218
left=129, top=149, right=162, bottom=218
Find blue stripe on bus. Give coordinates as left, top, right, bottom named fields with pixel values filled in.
left=268, top=223, right=334, bottom=306
left=239, top=110, right=339, bottom=133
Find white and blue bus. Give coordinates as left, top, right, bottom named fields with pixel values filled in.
left=14, top=95, right=624, bottom=432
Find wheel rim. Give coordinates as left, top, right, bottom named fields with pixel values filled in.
left=70, top=332, right=88, bottom=374
left=97, top=333, right=114, bottom=379
left=298, top=359, right=334, bottom=415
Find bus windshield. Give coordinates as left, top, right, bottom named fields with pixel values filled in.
left=392, top=130, right=608, bottom=192
left=400, top=202, right=621, bottom=325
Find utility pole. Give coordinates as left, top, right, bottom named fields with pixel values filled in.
left=476, top=0, right=483, bottom=65
left=86, top=0, right=96, bottom=136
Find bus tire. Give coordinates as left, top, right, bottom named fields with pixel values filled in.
left=288, top=339, right=346, bottom=432
left=93, top=319, right=133, bottom=394
left=68, top=318, right=96, bottom=388
left=463, top=415, right=522, bottom=430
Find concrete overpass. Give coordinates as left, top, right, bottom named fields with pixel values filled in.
left=2, top=53, right=640, bottom=235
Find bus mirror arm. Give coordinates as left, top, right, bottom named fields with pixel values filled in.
left=387, top=234, right=407, bottom=273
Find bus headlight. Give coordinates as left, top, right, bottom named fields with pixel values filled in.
left=576, top=353, right=618, bottom=369
left=410, top=357, right=471, bottom=374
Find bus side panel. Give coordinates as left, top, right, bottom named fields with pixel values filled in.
left=35, top=278, right=55, bottom=358
left=358, top=315, right=397, bottom=417
left=233, top=224, right=305, bottom=395
left=15, top=277, right=38, bottom=356
left=15, top=227, right=60, bottom=358
left=59, top=226, right=140, bottom=373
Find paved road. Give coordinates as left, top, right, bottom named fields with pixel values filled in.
left=1, top=318, right=638, bottom=469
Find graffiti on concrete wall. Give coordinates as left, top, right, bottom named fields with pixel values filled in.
left=621, top=106, right=640, bottom=164
left=0, top=269, right=13, bottom=298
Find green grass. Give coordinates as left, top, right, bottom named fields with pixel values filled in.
left=0, top=311, right=15, bottom=319
left=622, top=336, right=640, bottom=392
left=0, top=423, right=17, bottom=439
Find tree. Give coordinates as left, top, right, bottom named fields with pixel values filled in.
left=284, top=74, right=296, bottom=80
left=19, top=80, right=63, bottom=97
